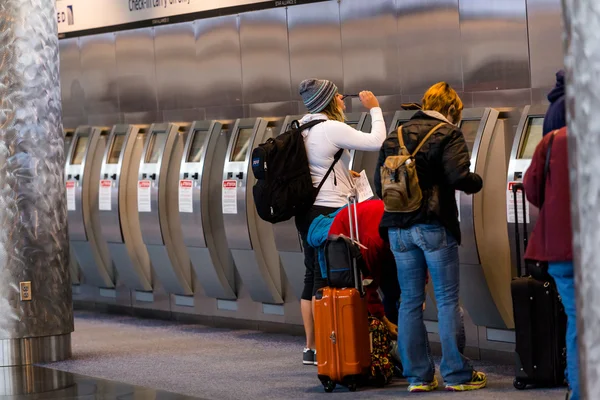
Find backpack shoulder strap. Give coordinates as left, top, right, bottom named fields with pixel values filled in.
left=396, top=125, right=407, bottom=154
left=411, top=122, right=446, bottom=157
left=316, top=149, right=344, bottom=195
left=297, top=119, right=326, bottom=131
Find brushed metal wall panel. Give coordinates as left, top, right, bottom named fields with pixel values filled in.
left=531, top=87, right=553, bottom=105
left=471, top=88, right=532, bottom=107
left=527, top=0, right=564, bottom=88
left=155, top=23, right=198, bottom=111
left=397, top=0, right=463, bottom=94
left=123, top=111, right=161, bottom=125
left=248, top=102, right=295, bottom=118
left=288, top=2, right=344, bottom=100
left=62, top=116, right=88, bottom=130
left=87, top=114, right=123, bottom=127
left=460, top=0, right=531, bottom=91
left=59, top=39, right=85, bottom=118
left=195, top=16, right=243, bottom=108
left=162, top=108, right=206, bottom=123
left=115, top=28, right=158, bottom=113
left=205, top=105, right=248, bottom=120
left=0, top=0, right=73, bottom=339
left=340, top=0, right=398, bottom=95
left=80, top=34, right=119, bottom=115
left=239, top=8, right=292, bottom=104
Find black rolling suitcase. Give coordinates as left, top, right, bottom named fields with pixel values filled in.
left=510, top=182, right=567, bottom=390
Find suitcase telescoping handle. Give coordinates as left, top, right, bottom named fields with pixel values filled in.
left=511, top=182, right=528, bottom=277
left=347, top=194, right=364, bottom=295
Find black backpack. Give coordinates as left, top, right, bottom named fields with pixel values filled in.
left=251, top=119, right=343, bottom=223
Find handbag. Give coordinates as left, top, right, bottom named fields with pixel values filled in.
left=527, top=130, right=558, bottom=281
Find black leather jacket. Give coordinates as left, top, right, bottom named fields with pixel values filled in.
left=374, top=111, right=483, bottom=244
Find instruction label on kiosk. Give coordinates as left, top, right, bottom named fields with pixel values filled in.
left=138, top=180, right=152, bottom=212
left=353, top=170, right=374, bottom=203
left=222, top=180, right=237, bottom=214
left=66, top=181, right=76, bottom=211
left=507, top=181, right=530, bottom=223
left=99, top=180, right=112, bottom=211
left=179, top=179, right=194, bottom=213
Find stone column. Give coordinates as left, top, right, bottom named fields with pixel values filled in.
left=0, top=0, right=73, bottom=366
left=563, top=0, right=600, bottom=398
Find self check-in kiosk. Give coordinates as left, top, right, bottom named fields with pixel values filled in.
left=222, top=118, right=283, bottom=304
left=65, top=126, right=114, bottom=288
left=138, top=123, right=193, bottom=295
left=389, top=110, right=418, bottom=132
left=271, top=114, right=369, bottom=300
left=178, top=121, right=236, bottom=300
left=455, top=108, right=517, bottom=329
left=507, top=105, right=547, bottom=281
left=98, top=125, right=153, bottom=292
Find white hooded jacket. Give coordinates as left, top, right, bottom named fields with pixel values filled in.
left=299, top=107, right=386, bottom=208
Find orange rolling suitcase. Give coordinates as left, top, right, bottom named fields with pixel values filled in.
left=314, top=195, right=371, bottom=392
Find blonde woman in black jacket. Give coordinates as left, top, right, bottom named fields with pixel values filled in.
left=374, top=82, right=485, bottom=393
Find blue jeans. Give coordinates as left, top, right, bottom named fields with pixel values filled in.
left=548, top=262, right=579, bottom=400
left=389, top=224, right=473, bottom=385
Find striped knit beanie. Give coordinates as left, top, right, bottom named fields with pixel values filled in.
left=299, top=79, right=338, bottom=114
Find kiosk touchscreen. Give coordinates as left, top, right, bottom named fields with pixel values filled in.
left=507, top=105, right=547, bottom=280
left=138, top=123, right=193, bottom=296
left=178, top=121, right=236, bottom=300
left=222, top=118, right=283, bottom=304
left=65, top=126, right=115, bottom=288
left=98, top=125, right=153, bottom=291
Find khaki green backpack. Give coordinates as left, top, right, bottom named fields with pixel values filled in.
left=380, top=122, right=446, bottom=213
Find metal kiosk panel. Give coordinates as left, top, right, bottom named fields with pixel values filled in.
left=65, top=126, right=114, bottom=288
left=507, top=105, right=547, bottom=280
left=98, top=125, right=152, bottom=291
left=389, top=110, right=418, bottom=132
left=63, top=129, right=80, bottom=286
left=223, top=118, right=283, bottom=304
left=138, top=123, right=193, bottom=296
left=455, top=108, right=514, bottom=329
left=179, top=121, right=236, bottom=300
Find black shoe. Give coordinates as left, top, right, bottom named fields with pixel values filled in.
left=303, top=348, right=316, bottom=366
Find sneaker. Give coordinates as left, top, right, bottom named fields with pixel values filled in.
left=303, top=348, right=315, bottom=366
left=408, top=377, right=438, bottom=392
left=445, top=371, right=487, bottom=391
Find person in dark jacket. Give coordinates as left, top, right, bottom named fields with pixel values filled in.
left=374, top=82, right=485, bottom=392
left=543, top=70, right=566, bottom=136
left=523, top=119, right=577, bottom=400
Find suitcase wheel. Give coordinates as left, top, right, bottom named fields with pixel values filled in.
left=513, top=379, right=527, bottom=390
left=323, top=381, right=336, bottom=393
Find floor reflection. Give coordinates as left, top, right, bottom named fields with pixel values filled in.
left=0, top=366, right=202, bottom=399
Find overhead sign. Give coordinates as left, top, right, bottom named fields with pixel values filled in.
left=56, top=0, right=324, bottom=38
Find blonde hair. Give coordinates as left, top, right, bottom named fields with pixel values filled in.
left=422, top=82, right=463, bottom=123
left=320, top=92, right=345, bottom=122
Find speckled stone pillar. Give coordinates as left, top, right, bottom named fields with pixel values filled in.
left=563, top=1, right=600, bottom=398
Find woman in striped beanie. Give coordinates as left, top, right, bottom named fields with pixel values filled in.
left=294, top=78, right=387, bottom=366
